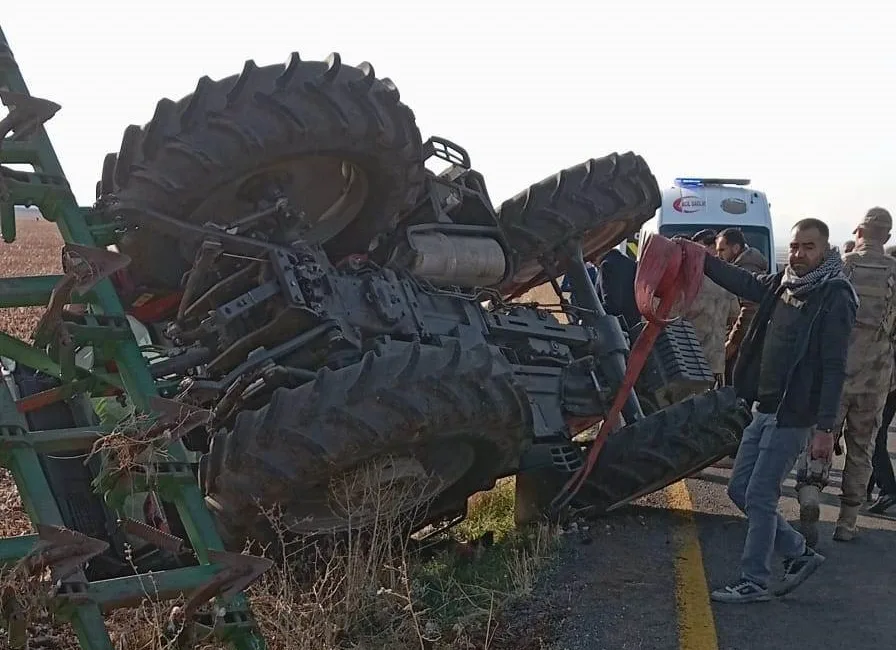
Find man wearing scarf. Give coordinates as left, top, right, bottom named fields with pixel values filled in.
left=795, top=208, right=896, bottom=544
left=694, top=218, right=858, bottom=604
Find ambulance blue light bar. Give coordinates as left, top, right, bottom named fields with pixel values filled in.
left=675, top=178, right=751, bottom=187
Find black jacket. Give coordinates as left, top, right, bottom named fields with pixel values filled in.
left=704, top=254, right=858, bottom=430
left=596, top=249, right=639, bottom=329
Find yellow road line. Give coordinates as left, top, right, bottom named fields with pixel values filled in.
left=667, top=480, right=719, bottom=650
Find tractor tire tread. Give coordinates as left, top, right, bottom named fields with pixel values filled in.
left=102, top=53, right=426, bottom=287
left=571, top=387, right=751, bottom=514
left=498, top=151, right=661, bottom=297
left=202, top=342, right=532, bottom=546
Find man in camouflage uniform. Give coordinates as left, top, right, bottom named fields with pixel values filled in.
left=673, top=230, right=740, bottom=385
left=795, top=207, right=896, bottom=544
left=716, top=228, right=770, bottom=383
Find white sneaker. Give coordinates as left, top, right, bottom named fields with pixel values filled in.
left=711, top=578, right=772, bottom=603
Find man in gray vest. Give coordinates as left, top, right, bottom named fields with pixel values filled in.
left=795, top=207, right=896, bottom=544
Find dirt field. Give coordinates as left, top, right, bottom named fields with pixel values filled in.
left=0, top=219, right=64, bottom=340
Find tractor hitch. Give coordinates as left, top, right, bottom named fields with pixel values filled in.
left=551, top=234, right=707, bottom=513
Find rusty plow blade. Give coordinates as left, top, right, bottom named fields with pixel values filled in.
left=164, top=550, right=272, bottom=648
left=30, top=243, right=132, bottom=345
left=62, top=243, right=132, bottom=297
left=173, top=550, right=273, bottom=622
left=24, top=524, right=110, bottom=582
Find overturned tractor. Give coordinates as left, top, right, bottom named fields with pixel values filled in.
left=0, top=37, right=750, bottom=649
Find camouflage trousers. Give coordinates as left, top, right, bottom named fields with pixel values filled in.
left=795, top=391, right=888, bottom=507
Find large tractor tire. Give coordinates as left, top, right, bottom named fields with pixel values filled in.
left=568, top=387, right=751, bottom=514
left=201, top=341, right=533, bottom=547
left=102, top=53, right=426, bottom=289
left=497, top=152, right=661, bottom=298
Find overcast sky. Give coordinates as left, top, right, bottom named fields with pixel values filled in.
left=3, top=1, right=894, bottom=248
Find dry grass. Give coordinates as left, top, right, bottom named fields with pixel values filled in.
left=0, top=220, right=562, bottom=649
left=235, top=476, right=559, bottom=650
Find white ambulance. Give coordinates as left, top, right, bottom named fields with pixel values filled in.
left=632, top=178, right=779, bottom=271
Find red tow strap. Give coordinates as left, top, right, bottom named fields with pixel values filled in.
left=552, top=235, right=706, bottom=511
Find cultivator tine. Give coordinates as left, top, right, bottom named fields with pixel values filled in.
left=0, top=90, right=61, bottom=140
left=148, top=396, right=213, bottom=442
left=30, top=273, right=77, bottom=348
left=25, top=524, right=109, bottom=582
left=118, top=517, right=186, bottom=554
left=174, top=550, right=273, bottom=621
left=61, top=243, right=131, bottom=296
left=207, top=550, right=273, bottom=600
left=31, top=243, right=131, bottom=348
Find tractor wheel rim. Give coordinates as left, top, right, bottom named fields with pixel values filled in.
left=185, top=155, right=370, bottom=248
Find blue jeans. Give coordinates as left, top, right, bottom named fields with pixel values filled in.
left=727, top=409, right=811, bottom=587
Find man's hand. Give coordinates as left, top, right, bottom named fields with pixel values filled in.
left=725, top=340, right=737, bottom=360
left=809, top=429, right=835, bottom=462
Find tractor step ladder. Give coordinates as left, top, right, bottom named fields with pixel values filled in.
left=0, top=26, right=269, bottom=649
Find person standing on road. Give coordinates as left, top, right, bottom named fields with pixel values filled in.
left=692, top=218, right=858, bottom=603
left=792, top=211, right=896, bottom=538
left=866, top=245, right=896, bottom=515
left=867, top=378, right=896, bottom=514
left=794, top=208, right=896, bottom=543
left=671, top=229, right=740, bottom=387
left=715, top=228, right=770, bottom=385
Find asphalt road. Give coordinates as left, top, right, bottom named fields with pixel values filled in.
left=533, top=435, right=896, bottom=650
